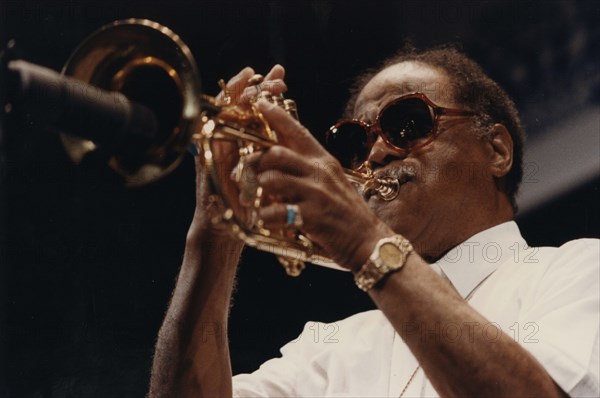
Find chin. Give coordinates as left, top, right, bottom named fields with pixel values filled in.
left=373, top=202, right=428, bottom=247
left=370, top=199, right=410, bottom=231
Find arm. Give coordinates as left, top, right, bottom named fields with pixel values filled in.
left=148, top=66, right=287, bottom=397
left=148, top=155, right=244, bottom=398
left=148, top=230, right=242, bottom=397
left=369, top=255, right=568, bottom=397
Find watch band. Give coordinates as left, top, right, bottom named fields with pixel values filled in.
left=354, top=235, right=413, bottom=292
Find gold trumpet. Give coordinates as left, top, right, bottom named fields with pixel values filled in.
left=59, top=19, right=400, bottom=275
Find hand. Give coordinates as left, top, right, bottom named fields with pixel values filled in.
left=190, top=66, right=288, bottom=238
left=215, top=65, right=287, bottom=106
left=247, top=100, right=395, bottom=271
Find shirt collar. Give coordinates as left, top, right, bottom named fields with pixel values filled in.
left=433, top=221, right=526, bottom=299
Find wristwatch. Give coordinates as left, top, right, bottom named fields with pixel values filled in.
left=354, top=235, right=413, bottom=292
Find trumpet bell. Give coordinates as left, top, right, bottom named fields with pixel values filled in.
left=61, top=19, right=201, bottom=186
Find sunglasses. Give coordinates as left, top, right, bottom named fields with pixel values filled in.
left=326, top=92, right=477, bottom=169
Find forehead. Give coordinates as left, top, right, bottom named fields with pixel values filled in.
left=354, top=61, right=455, bottom=117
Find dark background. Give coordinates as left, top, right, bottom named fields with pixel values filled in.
left=1, top=1, right=598, bottom=397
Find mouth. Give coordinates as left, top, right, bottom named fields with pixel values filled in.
left=363, top=165, right=416, bottom=201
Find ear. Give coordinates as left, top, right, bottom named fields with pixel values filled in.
left=487, top=123, right=513, bottom=178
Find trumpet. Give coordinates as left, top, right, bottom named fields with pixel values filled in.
left=12, top=19, right=400, bottom=275
left=195, top=89, right=400, bottom=275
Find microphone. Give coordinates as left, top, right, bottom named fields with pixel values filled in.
left=5, top=59, right=159, bottom=157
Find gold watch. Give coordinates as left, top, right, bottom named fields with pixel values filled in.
left=354, top=235, right=413, bottom=292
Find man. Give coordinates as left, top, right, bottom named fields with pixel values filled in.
left=148, top=48, right=599, bottom=397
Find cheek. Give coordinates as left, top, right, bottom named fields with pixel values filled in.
left=418, top=142, right=488, bottom=187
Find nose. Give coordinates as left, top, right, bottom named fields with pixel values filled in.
left=367, top=135, right=405, bottom=168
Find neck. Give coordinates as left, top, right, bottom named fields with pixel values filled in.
left=416, top=196, right=514, bottom=263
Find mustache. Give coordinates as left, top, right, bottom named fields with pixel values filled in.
left=374, top=165, right=417, bottom=183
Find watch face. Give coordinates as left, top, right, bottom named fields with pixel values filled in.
left=379, top=242, right=403, bottom=265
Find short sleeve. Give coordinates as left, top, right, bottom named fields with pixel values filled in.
left=232, top=321, right=331, bottom=397
left=519, top=239, right=600, bottom=396
left=232, top=310, right=392, bottom=397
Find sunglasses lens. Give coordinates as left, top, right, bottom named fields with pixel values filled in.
left=326, top=122, right=370, bottom=169
left=379, top=98, right=434, bottom=149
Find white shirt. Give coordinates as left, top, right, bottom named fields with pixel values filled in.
left=233, top=222, right=600, bottom=397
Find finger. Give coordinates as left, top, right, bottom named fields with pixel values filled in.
left=216, top=66, right=255, bottom=103
left=264, top=64, right=285, bottom=81
left=245, top=145, right=310, bottom=176
left=238, top=65, right=286, bottom=104
left=261, top=78, right=287, bottom=96
left=257, top=202, right=300, bottom=230
left=240, top=84, right=262, bottom=103
left=239, top=79, right=288, bottom=104
left=256, top=100, right=325, bottom=155
left=256, top=169, right=305, bottom=201
left=261, top=64, right=287, bottom=96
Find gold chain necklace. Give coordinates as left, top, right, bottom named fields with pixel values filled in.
left=398, top=365, right=421, bottom=397
left=397, top=271, right=495, bottom=397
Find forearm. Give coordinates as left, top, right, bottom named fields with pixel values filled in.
left=149, top=228, right=244, bottom=398
left=370, top=255, right=566, bottom=398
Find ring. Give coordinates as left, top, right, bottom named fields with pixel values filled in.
left=285, top=204, right=303, bottom=228
left=255, top=84, right=262, bottom=97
